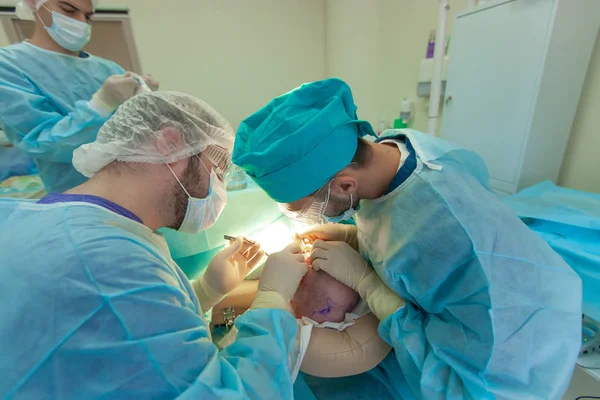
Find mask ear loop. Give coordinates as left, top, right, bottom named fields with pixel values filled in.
left=322, top=181, right=333, bottom=216
left=166, top=164, right=191, bottom=198
left=36, top=5, right=51, bottom=28
left=167, top=155, right=212, bottom=199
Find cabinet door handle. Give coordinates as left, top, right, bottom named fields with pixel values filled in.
left=445, top=95, right=453, bottom=105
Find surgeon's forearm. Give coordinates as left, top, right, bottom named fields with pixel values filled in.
left=358, top=272, right=406, bottom=321
left=344, top=225, right=360, bottom=251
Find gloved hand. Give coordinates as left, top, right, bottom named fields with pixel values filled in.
left=310, top=240, right=405, bottom=321
left=139, top=73, right=159, bottom=91
left=297, top=224, right=359, bottom=251
left=251, top=242, right=308, bottom=312
left=192, top=237, right=264, bottom=313
left=89, top=72, right=140, bottom=115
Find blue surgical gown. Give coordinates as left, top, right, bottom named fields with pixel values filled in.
left=354, top=130, right=582, bottom=399
left=504, top=181, right=600, bottom=322
left=0, top=42, right=125, bottom=193
left=0, top=199, right=299, bottom=399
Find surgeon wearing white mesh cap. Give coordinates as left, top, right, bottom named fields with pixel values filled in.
left=0, top=0, right=160, bottom=194
left=0, top=91, right=308, bottom=399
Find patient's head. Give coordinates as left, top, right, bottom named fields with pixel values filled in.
left=291, top=266, right=360, bottom=324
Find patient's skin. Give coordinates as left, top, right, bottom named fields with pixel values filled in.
left=291, top=266, right=360, bottom=324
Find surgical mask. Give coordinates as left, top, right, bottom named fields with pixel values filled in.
left=324, top=192, right=357, bottom=223
left=39, top=6, right=92, bottom=52
left=169, top=158, right=228, bottom=234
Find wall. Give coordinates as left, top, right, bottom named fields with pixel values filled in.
left=325, top=0, right=381, bottom=127
left=0, top=0, right=327, bottom=129
left=324, top=0, right=467, bottom=132
left=559, top=31, right=600, bottom=193
left=120, top=0, right=327, bottom=129
left=0, top=13, right=9, bottom=46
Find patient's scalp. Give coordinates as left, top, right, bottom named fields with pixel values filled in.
left=292, top=267, right=360, bottom=323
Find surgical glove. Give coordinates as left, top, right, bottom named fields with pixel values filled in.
left=310, top=240, right=369, bottom=290
left=356, top=270, right=406, bottom=322
left=311, top=240, right=405, bottom=321
left=252, top=243, right=308, bottom=312
left=140, top=73, right=159, bottom=91
left=298, top=224, right=359, bottom=251
left=193, top=237, right=264, bottom=313
left=89, top=72, right=140, bottom=115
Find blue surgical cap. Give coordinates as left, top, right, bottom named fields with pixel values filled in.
left=233, top=78, right=375, bottom=203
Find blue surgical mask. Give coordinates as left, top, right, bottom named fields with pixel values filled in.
left=324, top=192, right=358, bottom=224
left=39, top=6, right=92, bottom=52
left=169, top=158, right=228, bottom=234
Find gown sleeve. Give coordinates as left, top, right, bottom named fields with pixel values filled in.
left=79, top=238, right=300, bottom=400
left=0, top=60, right=112, bottom=163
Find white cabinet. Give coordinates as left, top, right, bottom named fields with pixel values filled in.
left=441, top=0, right=600, bottom=195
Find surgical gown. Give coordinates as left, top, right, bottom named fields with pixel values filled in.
left=0, top=42, right=124, bottom=193
left=0, top=199, right=299, bottom=399
left=504, top=181, right=600, bottom=322
left=354, top=130, right=582, bottom=399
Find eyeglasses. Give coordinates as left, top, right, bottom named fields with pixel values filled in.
left=204, top=145, right=234, bottom=182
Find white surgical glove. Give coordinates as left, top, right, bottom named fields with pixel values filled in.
left=89, top=72, right=140, bottom=116
left=310, top=240, right=405, bottom=321
left=251, top=242, right=308, bottom=312
left=192, top=237, right=264, bottom=313
left=297, top=223, right=359, bottom=251
left=139, top=73, right=159, bottom=91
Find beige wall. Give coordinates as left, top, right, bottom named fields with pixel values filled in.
left=559, top=31, right=600, bottom=193
left=123, top=0, right=326, bottom=130
left=124, top=0, right=326, bottom=129
left=0, top=14, right=9, bottom=47
left=325, top=0, right=381, bottom=127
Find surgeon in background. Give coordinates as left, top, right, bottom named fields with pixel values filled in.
left=0, top=0, right=159, bottom=193
left=232, top=78, right=582, bottom=399
left=0, top=91, right=308, bottom=399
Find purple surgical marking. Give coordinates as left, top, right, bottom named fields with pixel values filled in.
left=311, top=297, right=352, bottom=322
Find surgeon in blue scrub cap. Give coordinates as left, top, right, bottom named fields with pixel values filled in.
left=0, top=0, right=159, bottom=194
left=233, top=78, right=583, bottom=399
left=0, top=91, right=309, bottom=399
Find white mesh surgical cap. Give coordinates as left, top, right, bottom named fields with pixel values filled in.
left=16, top=0, right=99, bottom=20
left=73, top=91, right=235, bottom=178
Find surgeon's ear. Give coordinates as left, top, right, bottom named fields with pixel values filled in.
left=330, top=176, right=358, bottom=198
left=156, top=126, right=184, bottom=157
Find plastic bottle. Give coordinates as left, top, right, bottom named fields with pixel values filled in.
left=377, top=119, right=388, bottom=136
left=400, top=98, right=412, bottom=124
left=426, top=30, right=436, bottom=59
